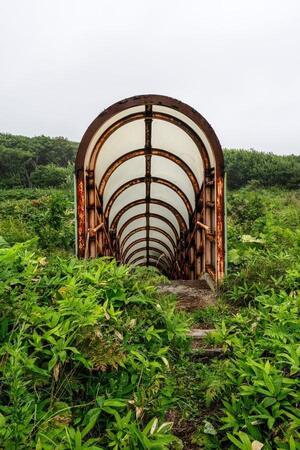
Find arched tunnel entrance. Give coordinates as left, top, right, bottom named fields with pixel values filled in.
left=75, top=95, right=225, bottom=283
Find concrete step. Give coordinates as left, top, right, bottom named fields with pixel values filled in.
left=188, top=328, right=215, bottom=339
left=159, top=279, right=216, bottom=311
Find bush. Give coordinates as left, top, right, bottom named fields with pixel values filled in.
left=0, top=241, right=188, bottom=448
left=30, top=164, right=69, bottom=188
left=224, top=149, right=300, bottom=190
left=0, top=189, right=75, bottom=252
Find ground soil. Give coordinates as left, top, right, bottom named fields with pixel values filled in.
left=159, top=280, right=216, bottom=312
left=159, top=279, right=219, bottom=449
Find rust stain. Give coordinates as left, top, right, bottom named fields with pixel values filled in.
left=75, top=95, right=225, bottom=284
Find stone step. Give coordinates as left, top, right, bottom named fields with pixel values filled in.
left=159, top=279, right=215, bottom=312
left=188, top=328, right=215, bottom=339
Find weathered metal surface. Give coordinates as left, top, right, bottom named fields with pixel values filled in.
left=75, top=95, right=225, bottom=283
left=122, top=237, right=174, bottom=261
left=118, top=213, right=180, bottom=242
left=104, top=177, right=193, bottom=220
left=120, top=226, right=176, bottom=252
left=110, top=198, right=187, bottom=232
left=98, top=148, right=200, bottom=197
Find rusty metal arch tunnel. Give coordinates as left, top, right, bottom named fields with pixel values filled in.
left=75, top=95, right=225, bottom=283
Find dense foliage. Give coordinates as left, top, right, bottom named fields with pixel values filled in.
left=0, top=185, right=299, bottom=449
left=216, top=188, right=300, bottom=448
left=0, top=241, right=190, bottom=448
left=224, top=149, right=300, bottom=190
left=0, top=189, right=74, bottom=252
left=0, top=134, right=76, bottom=188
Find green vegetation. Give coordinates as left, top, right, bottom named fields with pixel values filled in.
left=0, top=241, right=189, bottom=448
left=224, top=149, right=300, bottom=190
left=0, top=135, right=299, bottom=448
left=0, top=189, right=74, bottom=253
left=0, top=134, right=76, bottom=188
left=0, top=186, right=299, bottom=449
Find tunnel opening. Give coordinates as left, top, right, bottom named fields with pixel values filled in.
left=75, top=95, right=225, bottom=284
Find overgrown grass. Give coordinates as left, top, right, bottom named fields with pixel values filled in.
left=0, top=188, right=74, bottom=252
left=0, top=240, right=189, bottom=448
left=0, top=186, right=299, bottom=449
left=167, top=187, right=300, bottom=449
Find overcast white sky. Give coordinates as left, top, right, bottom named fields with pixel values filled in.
left=0, top=0, right=299, bottom=154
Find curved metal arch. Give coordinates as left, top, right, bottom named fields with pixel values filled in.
left=118, top=213, right=179, bottom=242
left=111, top=198, right=187, bottom=232
left=120, top=226, right=176, bottom=252
left=76, top=94, right=224, bottom=173
left=104, top=176, right=193, bottom=220
left=87, top=111, right=210, bottom=173
left=125, top=246, right=172, bottom=266
left=122, top=237, right=174, bottom=261
left=130, top=254, right=170, bottom=272
left=98, top=148, right=200, bottom=197
left=75, top=95, right=225, bottom=282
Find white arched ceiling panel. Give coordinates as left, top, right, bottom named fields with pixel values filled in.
left=151, top=183, right=189, bottom=226
left=124, top=241, right=171, bottom=260
left=117, top=204, right=146, bottom=233
left=149, top=229, right=175, bottom=252
left=148, top=241, right=173, bottom=258
left=149, top=204, right=181, bottom=234
left=126, top=247, right=147, bottom=262
left=149, top=249, right=169, bottom=262
left=131, top=258, right=147, bottom=267
left=123, top=241, right=148, bottom=257
left=119, top=217, right=146, bottom=237
left=151, top=119, right=203, bottom=187
left=151, top=155, right=196, bottom=207
left=108, top=184, right=145, bottom=226
left=121, top=231, right=147, bottom=250
left=152, top=105, right=215, bottom=168
left=148, top=218, right=177, bottom=243
left=102, top=156, right=145, bottom=208
left=85, top=106, right=145, bottom=170
left=95, top=119, right=145, bottom=184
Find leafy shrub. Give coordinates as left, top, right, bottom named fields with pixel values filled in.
left=0, top=241, right=188, bottom=448
left=30, top=164, right=69, bottom=188
left=225, top=188, right=300, bottom=304
left=224, top=149, right=300, bottom=190
left=0, top=190, right=74, bottom=252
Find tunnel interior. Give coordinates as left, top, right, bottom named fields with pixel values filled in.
left=75, top=95, right=225, bottom=283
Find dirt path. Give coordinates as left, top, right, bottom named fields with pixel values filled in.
left=159, top=279, right=220, bottom=449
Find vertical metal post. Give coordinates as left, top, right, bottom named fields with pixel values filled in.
left=224, top=171, right=228, bottom=276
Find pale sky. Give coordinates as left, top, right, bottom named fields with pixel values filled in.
left=0, top=0, right=299, bottom=154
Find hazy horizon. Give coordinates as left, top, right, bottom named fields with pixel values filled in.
left=1, top=0, right=299, bottom=155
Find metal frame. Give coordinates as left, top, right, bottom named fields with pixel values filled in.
left=75, top=94, right=225, bottom=283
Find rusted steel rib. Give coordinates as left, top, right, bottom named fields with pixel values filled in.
left=125, top=246, right=172, bottom=266
left=98, top=148, right=200, bottom=197
left=110, top=198, right=187, bottom=233
left=120, top=226, right=176, bottom=252
left=104, top=177, right=193, bottom=220
left=122, top=237, right=174, bottom=261
left=118, top=213, right=179, bottom=242
left=88, top=111, right=210, bottom=173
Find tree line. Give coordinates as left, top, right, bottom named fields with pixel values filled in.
left=0, top=132, right=299, bottom=189
left=0, top=133, right=76, bottom=188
